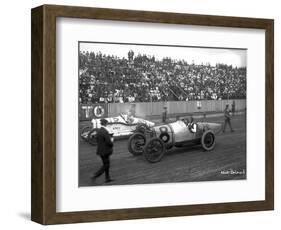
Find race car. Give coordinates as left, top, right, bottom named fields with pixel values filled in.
left=81, top=113, right=155, bottom=145
left=128, top=118, right=222, bottom=163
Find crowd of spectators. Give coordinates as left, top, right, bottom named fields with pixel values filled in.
left=79, top=50, right=246, bottom=104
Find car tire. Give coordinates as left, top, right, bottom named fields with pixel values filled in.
left=201, top=130, right=215, bottom=151
left=143, top=137, right=166, bottom=163
left=128, top=133, right=146, bottom=156
left=80, top=126, right=92, bottom=141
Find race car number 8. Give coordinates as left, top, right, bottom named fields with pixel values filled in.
left=159, top=126, right=170, bottom=143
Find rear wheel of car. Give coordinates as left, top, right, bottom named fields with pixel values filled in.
left=143, top=138, right=165, bottom=163
left=128, top=133, right=146, bottom=156
left=201, top=130, right=215, bottom=151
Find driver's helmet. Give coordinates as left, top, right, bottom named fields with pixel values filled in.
left=127, top=116, right=134, bottom=124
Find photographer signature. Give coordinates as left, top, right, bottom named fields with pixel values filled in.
left=220, top=169, right=246, bottom=175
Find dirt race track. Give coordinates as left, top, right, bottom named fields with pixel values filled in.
left=79, top=114, right=246, bottom=186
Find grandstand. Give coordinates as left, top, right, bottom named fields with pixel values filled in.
left=79, top=50, right=246, bottom=104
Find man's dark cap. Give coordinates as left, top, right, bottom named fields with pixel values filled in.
left=100, top=118, right=108, bottom=126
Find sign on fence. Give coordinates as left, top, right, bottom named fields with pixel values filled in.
left=79, top=103, right=108, bottom=121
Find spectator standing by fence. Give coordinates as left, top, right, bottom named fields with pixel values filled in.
left=232, top=100, right=236, bottom=116
left=162, top=106, right=168, bottom=123
left=223, top=104, right=234, bottom=133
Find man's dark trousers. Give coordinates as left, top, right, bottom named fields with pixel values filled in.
left=223, top=118, right=233, bottom=132
left=94, top=155, right=110, bottom=180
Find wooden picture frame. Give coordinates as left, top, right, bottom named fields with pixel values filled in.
left=31, top=4, right=274, bottom=225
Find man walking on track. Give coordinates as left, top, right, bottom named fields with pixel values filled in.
left=223, top=104, right=234, bottom=133
left=91, top=119, right=114, bottom=183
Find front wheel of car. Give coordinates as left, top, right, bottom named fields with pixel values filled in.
left=87, top=128, right=98, bottom=146
left=80, top=126, right=92, bottom=141
left=143, top=138, right=165, bottom=163
left=201, top=130, right=215, bottom=151
left=128, top=133, right=146, bottom=156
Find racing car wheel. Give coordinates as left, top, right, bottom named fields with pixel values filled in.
left=143, top=137, right=166, bottom=163
left=128, top=133, right=146, bottom=156
left=201, top=130, right=215, bottom=151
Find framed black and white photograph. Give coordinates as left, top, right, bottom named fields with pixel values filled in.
left=78, top=42, right=247, bottom=186
left=31, top=5, right=274, bottom=225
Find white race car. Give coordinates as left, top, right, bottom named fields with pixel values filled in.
left=128, top=118, right=222, bottom=163
left=81, top=113, right=155, bottom=145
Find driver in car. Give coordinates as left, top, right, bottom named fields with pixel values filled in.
left=126, top=111, right=134, bottom=124
left=182, top=116, right=196, bottom=133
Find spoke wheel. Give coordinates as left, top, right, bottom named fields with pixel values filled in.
left=201, top=130, right=215, bottom=151
left=144, top=138, right=165, bottom=163
left=128, top=133, right=146, bottom=156
left=80, top=126, right=92, bottom=141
